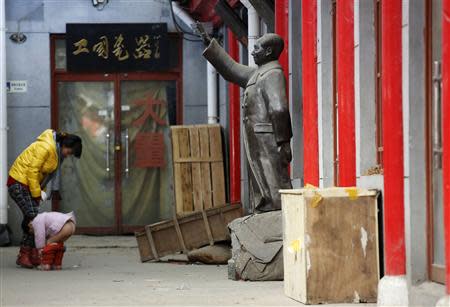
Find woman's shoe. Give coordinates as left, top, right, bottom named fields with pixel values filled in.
left=16, top=246, right=33, bottom=269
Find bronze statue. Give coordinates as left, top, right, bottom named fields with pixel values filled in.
left=199, top=27, right=293, bottom=212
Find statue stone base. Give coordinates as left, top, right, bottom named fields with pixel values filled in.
left=227, top=211, right=283, bottom=281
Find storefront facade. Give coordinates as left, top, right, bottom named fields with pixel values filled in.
left=275, top=0, right=449, bottom=301
left=5, top=0, right=215, bottom=239
left=217, top=0, right=450, bottom=300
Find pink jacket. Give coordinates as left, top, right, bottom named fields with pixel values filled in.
left=32, top=212, right=76, bottom=249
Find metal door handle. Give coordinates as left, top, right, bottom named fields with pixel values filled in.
left=433, top=61, right=442, bottom=169
left=106, top=133, right=111, bottom=173
left=125, top=129, right=130, bottom=177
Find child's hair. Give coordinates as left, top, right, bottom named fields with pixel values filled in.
left=56, top=132, right=83, bottom=158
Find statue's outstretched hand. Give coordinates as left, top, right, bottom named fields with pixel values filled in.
left=195, top=21, right=212, bottom=46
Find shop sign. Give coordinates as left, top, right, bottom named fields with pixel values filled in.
left=135, top=132, right=166, bottom=168
left=66, top=23, right=169, bottom=72
left=6, top=81, right=27, bottom=93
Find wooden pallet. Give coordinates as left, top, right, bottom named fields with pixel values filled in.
left=171, top=124, right=226, bottom=215
left=135, top=203, right=242, bottom=262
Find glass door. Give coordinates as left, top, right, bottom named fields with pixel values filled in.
left=56, top=79, right=177, bottom=233
left=120, top=79, right=176, bottom=228
left=58, top=81, right=116, bottom=229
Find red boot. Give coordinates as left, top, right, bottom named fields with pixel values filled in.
left=16, top=246, right=33, bottom=269
left=52, top=243, right=65, bottom=270
left=30, top=248, right=41, bottom=267
left=41, top=243, right=59, bottom=271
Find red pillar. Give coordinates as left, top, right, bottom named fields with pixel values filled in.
left=442, top=0, right=450, bottom=294
left=228, top=30, right=241, bottom=204
left=382, top=0, right=406, bottom=276
left=336, top=0, right=356, bottom=187
left=301, top=0, right=319, bottom=186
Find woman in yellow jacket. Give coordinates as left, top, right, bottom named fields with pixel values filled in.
left=7, top=129, right=82, bottom=268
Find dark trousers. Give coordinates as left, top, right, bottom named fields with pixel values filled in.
left=8, top=183, right=39, bottom=247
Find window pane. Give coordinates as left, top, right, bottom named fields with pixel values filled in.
left=55, top=39, right=66, bottom=70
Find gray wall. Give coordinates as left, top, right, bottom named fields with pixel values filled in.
left=182, top=38, right=208, bottom=124
left=317, top=0, right=335, bottom=187
left=289, top=0, right=303, bottom=188
left=355, top=0, right=377, bottom=178
left=5, top=0, right=208, bottom=244
left=402, top=0, right=428, bottom=285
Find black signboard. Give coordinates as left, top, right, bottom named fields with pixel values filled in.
left=66, top=23, right=169, bottom=73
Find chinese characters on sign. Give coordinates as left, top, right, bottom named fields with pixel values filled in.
left=66, top=23, right=169, bottom=72
left=131, top=92, right=168, bottom=169
left=73, top=39, right=89, bottom=55
left=134, top=35, right=161, bottom=59
left=6, top=81, right=28, bottom=93
left=135, top=132, right=166, bottom=168
left=132, top=95, right=167, bottom=127
left=92, top=36, right=108, bottom=59
left=112, top=34, right=130, bottom=61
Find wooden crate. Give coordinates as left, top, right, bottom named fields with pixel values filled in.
left=135, top=203, right=242, bottom=262
left=171, top=124, right=226, bottom=215
left=281, top=187, right=379, bottom=305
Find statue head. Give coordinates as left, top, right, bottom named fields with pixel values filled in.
left=251, top=33, right=284, bottom=66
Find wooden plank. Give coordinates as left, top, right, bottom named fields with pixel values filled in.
left=135, top=203, right=242, bottom=262
left=173, top=215, right=188, bottom=253
left=135, top=231, right=153, bottom=262
left=178, top=128, right=194, bottom=213
left=170, top=127, right=183, bottom=160
left=150, top=227, right=179, bottom=256
left=211, top=163, right=226, bottom=207
left=171, top=128, right=184, bottom=215
left=209, top=126, right=226, bottom=207
left=202, top=210, right=215, bottom=245
left=208, top=125, right=223, bottom=160
left=189, top=127, right=203, bottom=211
left=145, top=226, right=159, bottom=261
left=173, top=157, right=223, bottom=163
left=199, top=126, right=213, bottom=209
left=208, top=212, right=229, bottom=241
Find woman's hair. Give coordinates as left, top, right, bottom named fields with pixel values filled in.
left=56, top=132, right=82, bottom=158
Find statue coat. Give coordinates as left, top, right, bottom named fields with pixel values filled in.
left=203, top=39, right=293, bottom=212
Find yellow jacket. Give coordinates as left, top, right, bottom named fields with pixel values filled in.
left=9, top=129, right=58, bottom=198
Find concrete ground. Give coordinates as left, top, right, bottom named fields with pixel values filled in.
left=0, top=236, right=441, bottom=306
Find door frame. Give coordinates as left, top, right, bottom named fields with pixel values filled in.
left=425, top=0, right=445, bottom=284
left=50, top=34, right=183, bottom=234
